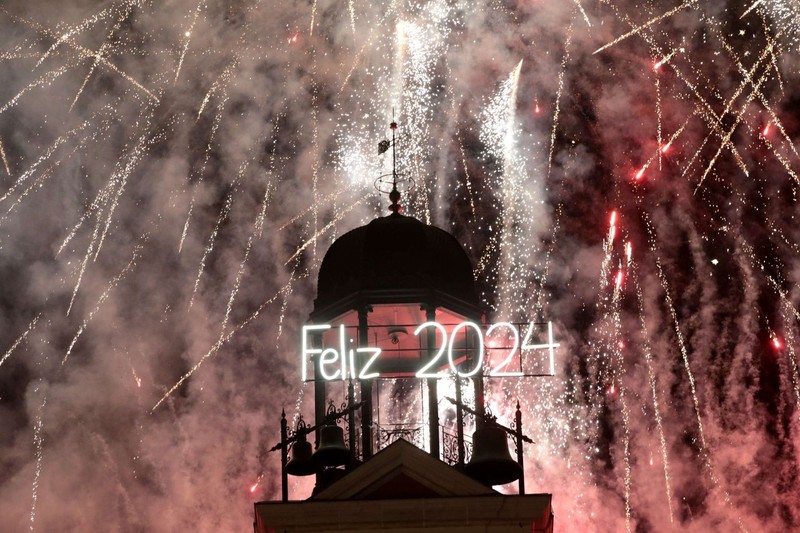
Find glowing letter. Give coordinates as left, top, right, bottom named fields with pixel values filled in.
left=357, top=347, right=381, bottom=379
left=339, top=325, right=347, bottom=380
left=414, top=321, right=448, bottom=378
left=319, top=348, right=341, bottom=380
left=521, top=321, right=560, bottom=376
left=487, top=322, right=522, bottom=377
left=447, top=321, right=484, bottom=377
left=348, top=348, right=356, bottom=380
left=302, top=324, right=331, bottom=381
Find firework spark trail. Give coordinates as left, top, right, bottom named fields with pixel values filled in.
left=597, top=2, right=752, bottom=180
left=643, top=213, right=707, bottom=447
left=152, top=276, right=305, bottom=412
left=759, top=15, right=785, bottom=95
left=30, top=3, right=121, bottom=68
left=526, top=202, right=563, bottom=321
left=70, top=43, right=109, bottom=111
left=678, top=109, right=716, bottom=179
left=274, top=188, right=353, bottom=232
left=668, top=211, right=744, bottom=516
left=338, top=34, right=376, bottom=95
left=474, top=230, right=498, bottom=278
left=188, top=167, right=242, bottom=310
left=457, top=137, right=477, bottom=220
left=742, top=241, right=800, bottom=323
left=63, top=237, right=147, bottom=365
left=309, top=71, right=321, bottom=262
left=592, top=1, right=696, bottom=55
left=181, top=2, right=268, bottom=253
left=0, top=314, right=40, bottom=369
left=309, top=0, right=318, bottom=36
left=180, top=89, right=230, bottom=254
left=290, top=388, right=306, bottom=430
left=58, top=202, right=100, bottom=257
left=28, top=385, right=47, bottom=532
left=95, top=121, right=160, bottom=261
left=273, top=270, right=296, bottom=350
left=483, top=60, right=529, bottom=318
left=1, top=111, right=115, bottom=232
left=0, top=138, right=10, bottom=176
left=392, top=9, right=454, bottom=223
left=618, top=375, right=632, bottom=532
left=258, top=121, right=283, bottom=240
left=593, top=205, right=633, bottom=532
left=9, top=10, right=160, bottom=104
left=643, top=212, right=748, bottom=531
left=69, top=3, right=137, bottom=111
left=130, top=361, right=142, bottom=389
left=432, top=64, right=464, bottom=229
left=545, top=18, right=573, bottom=183
left=655, top=59, right=662, bottom=170
left=741, top=0, right=764, bottom=19
left=782, top=307, right=800, bottom=423
left=55, top=118, right=120, bottom=255
left=682, top=93, right=749, bottom=179
left=284, top=193, right=371, bottom=265
left=653, top=49, right=678, bottom=70
left=710, top=22, right=800, bottom=163
left=197, top=60, right=238, bottom=119
left=77, top=51, right=159, bottom=103
left=767, top=218, right=800, bottom=256
left=219, top=182, right=273, bottom=337
left=66, top=211, right=103, bottom=317
left=574, top=0, right=591, bottom=27
left=348, top=0, right=356, bottom=34
left=694, top=38, right=776, bottom=192
left=174, top=0, right=206, bottom=85
left=176, top=11, right=210, bottom=76
left=0, top=41, right=27, bottom=61
left=0, top=114, right=97, bottom=206
left=89, top=433, right=139, bottom=527
left=633, top=270, right=674, bottom=523
left=335, top=0, right=405, bottom=96
left=647, top=32, right=755, bottom=183
left=64, top=117, right=154, bottom=315
left=760, top=135, right=800, bottom=189
left=608, top=264, right=632, bottom=531
left=0, top=64, right=70, bottom=116
left=599, top=211, right=617, bottom=291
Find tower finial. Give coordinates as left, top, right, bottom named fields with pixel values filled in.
left=376, top=116, right=410, bottom=214
left=388, top=120, right=401, bottom=214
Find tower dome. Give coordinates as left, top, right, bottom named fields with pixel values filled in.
left=312, top=211, right=480, bottom=320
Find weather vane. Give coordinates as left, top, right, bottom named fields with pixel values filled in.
left=375, top=117, right=413, bottom=214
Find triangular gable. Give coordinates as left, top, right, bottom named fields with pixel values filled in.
left=312, top=439, right=495, bottom=500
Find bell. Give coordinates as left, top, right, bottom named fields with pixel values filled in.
left=465, top=424, right=522, bottom=486
left=285, top=433, right=316, bottom=476
left=312, top=424, right=350, bottom=468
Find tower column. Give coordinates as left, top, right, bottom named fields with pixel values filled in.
left=358, top=306, right=373, bottom=460
left=312, top=330, right=325, bottom=447
left=425, top=305, right=440, bottom=459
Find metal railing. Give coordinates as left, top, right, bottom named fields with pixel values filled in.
left=375, top=423, right=424, bottom=450
left=441, top=425, right=472, bottom=466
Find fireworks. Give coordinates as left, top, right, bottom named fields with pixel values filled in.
left=0, top=1, right=799, bottom=531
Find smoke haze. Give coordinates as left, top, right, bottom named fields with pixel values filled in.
left=1, top=0, right=799, bottom=531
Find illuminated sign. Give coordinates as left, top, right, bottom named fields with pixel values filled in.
left=301, top=321, right=559, bottom=381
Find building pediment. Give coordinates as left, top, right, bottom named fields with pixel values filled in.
left=312, top=439, right=495, bottom=501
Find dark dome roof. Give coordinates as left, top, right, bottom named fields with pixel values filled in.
left=313, top=213, right=479, bottom=315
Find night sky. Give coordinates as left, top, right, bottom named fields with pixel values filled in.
left=1, top=1, right=799, bottom=531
